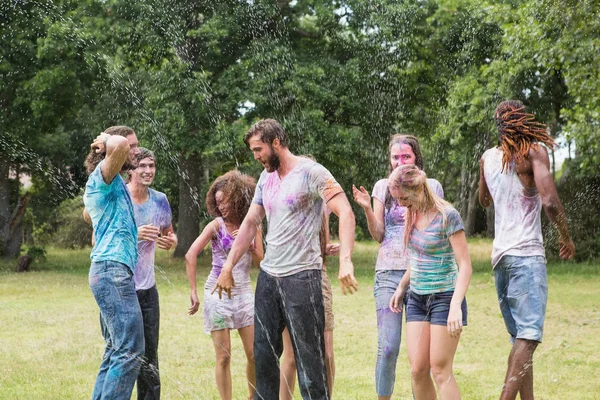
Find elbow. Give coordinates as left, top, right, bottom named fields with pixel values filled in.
left=543, top=198, right=561, bottom=217
left=184, top=252, right=196, bottom=264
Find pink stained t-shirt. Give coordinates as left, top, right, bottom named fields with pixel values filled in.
left=252, top=158, right=344, bottom=277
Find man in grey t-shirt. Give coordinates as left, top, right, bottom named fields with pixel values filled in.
left=214, top=119, right=358, bottom=400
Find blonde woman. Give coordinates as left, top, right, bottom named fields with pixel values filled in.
left=389, top=164, right=471, bottom=400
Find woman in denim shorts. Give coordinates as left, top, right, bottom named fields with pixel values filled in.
left=388, top=165, right=472, bottom=400
left=353, top=135, right=444, bottom=400
left=185, top=171, right=264, bottom=400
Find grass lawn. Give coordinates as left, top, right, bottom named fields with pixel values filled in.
left=1, top=239, right=599, bottom=399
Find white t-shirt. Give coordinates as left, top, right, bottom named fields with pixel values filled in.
left=482, top=147, right=545, bottom=267
left=252, top=158, right=344, bottom=277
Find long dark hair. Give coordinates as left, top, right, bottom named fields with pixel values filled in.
left=385, top=134, right=424, bottom=209
left=495, top=100, right=556, bottom=172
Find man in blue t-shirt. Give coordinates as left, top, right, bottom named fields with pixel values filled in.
left=127, top=148, right=177, bottom=400
left=83, top=125, right=144, bottom=400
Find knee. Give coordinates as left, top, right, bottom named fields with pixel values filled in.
left=410, top=363, right=431, bottom=382
left=380, top=345, right=400, bottom=365
left=216, top=352, right=231, bottom=368
left=325, top=349, right=334, bottom=366
left=246, top=351, right=255, bottom=366
left=430, top=363, right=452, bottom=386
left=282, top=355, right=296, bottom=371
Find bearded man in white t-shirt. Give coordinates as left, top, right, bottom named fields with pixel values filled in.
left=214, top=119, right=358, bottom=400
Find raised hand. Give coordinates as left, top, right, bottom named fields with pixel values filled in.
left=352, top=185, right=371, bottom=210
left=91, top=132, right=111, bottom=154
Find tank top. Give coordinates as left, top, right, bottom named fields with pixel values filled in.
left=205, top=217, right=253, bottom=295
left=482, top=147, right=546, bottom=267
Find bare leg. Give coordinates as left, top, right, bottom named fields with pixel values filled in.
left=429, top=325, right=461, bottom=400
left=238, top=325, right=256, bottom=400
left=324, top=329, right=335, bottom=399
left=211, top=329, right=232, bottom=400
left=406, top=322, right=436, bottom=400
left=500, top=339, right=538, bottom=400
left=279, top=327, right=296, bottom=400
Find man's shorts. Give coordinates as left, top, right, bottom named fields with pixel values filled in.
left=494, top=255, right=547, bottom=343
left=322, top=271, right=334, bottom=331
left=406, top=290, right=468, bottom=326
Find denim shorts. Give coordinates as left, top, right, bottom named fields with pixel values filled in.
left=406, top=290, right=468, bottom=326
left=494, top=255, right=547, bottom=343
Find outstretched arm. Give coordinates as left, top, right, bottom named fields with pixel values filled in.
left=328, top=192, right=358, bottom=295
left=530, top=146, right=574, bottom=259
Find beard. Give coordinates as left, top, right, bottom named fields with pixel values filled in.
left=265, top=148, right=280, bottom=172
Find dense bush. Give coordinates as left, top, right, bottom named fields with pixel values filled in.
left=544, top=164, right=600, bottom=261
left=51, top=196, right=93, bottom=249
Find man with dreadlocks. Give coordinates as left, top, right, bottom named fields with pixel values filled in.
left=479, top=100, right=575, bottom=400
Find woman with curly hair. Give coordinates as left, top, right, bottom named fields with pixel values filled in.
left=185, top=170, right=263, bottom=400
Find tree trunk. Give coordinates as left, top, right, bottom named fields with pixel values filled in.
left=457, top=164, right=470, bottom=218
left=173, top=153, right=204, bottom=258
left=0, top=159, right=10, bottom=241
left=486, top=204, right=495, bottom=238
left=464, top=174, right=480, bottom=237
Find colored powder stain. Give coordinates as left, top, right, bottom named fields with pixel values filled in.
left=221, top=235, right=232, bottom=249
left=285, top=194, right=295, bottom=206
left=213, top=314, right=227, bottom=329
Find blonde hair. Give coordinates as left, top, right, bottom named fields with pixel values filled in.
left=388, top=164, right=452, bottom=248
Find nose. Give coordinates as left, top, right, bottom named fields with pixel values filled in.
left=254, top=152, right=260, bottom=160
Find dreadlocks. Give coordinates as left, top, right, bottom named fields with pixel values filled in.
left=494, top=100, right=556, bottom=172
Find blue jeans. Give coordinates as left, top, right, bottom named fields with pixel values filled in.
left=494, top=255, right=547, bottom=343
left=136, top=285, right=160, bottom=400
left=89, top=261, right=145, bottom=400
left=374, top=270, right=406, bottom=397
left=253, top=269, right=328, bottom=400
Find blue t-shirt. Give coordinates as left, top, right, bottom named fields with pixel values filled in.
left=133, top=189, right=172, bottom=290
left=84, top=161, right=138, bottom=271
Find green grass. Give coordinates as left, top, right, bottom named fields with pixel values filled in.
left=1, top=240, right=599, bottom=399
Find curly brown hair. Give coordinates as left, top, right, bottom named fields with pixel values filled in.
left=495, top=100, right=556, bottom=172
left=206, top=170, right=256, bottom=226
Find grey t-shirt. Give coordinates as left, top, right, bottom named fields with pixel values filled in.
left=252, top=158, right=344, bottom=277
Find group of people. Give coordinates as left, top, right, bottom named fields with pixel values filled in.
left=82, top=99, right=574, bottom=400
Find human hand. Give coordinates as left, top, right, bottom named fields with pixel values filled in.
left=91, top=132, right=111, bottom=154
left=389, top=285, right=407, bottom=313
left=212, top=266, right=235, bottom=299
left=352, top=185, right=371, bottom=210
left=559, top=237, right=575, bottom=260
left=338, top=259, right=358, bottom=295
left=447, top=303, right=463, bottom=338
left=325, top=243, right=340, bottom=256
left=157, top=231, right=177, bottom=250
left=189, top=290, right=200, bottom=315
left=138, top=225, right=160, bottom=242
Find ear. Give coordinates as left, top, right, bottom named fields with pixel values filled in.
left=272, top=137, right=281, bottom=150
